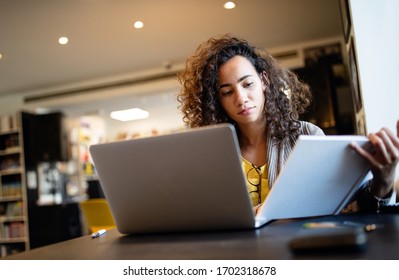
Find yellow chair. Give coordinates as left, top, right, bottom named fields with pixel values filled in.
left=79, top=198, right=116, bottom=233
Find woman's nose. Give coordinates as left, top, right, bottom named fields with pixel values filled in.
left=235, top=88, right=248, bottom=106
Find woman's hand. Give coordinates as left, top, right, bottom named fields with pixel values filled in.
left=350, top=120, right=399, bottom=198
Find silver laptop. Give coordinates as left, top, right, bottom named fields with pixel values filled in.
left=89, top=124, right=370, bottom=234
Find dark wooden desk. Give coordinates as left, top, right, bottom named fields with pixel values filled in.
left=5, top=212, right=399, bottom=260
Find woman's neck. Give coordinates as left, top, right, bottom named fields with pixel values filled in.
left=238, top=122, right=267, bottom=166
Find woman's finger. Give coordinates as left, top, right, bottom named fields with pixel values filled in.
left=350, top=141, right=383, bottom=169
left=374, top=130, right=399, bottom=163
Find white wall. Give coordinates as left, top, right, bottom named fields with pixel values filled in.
left=350, top=0, right=398, bottom=133
left=350, top=0, right=399, bottom=180
left=0, top=94, right=24, bottom=115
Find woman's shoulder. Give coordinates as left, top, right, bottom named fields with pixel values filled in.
left=298, top=121, right=325, bottom=136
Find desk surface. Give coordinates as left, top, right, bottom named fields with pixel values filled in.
left=5, top=212, right=399, bottom=260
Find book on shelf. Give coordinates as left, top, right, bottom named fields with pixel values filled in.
left=5, top=201, right=23, bottom=217
left=1, top=245, right=7, bottom=257
left=3, top=222, right=25, bottom=238
left=0, top=203, right=5, bottom=217
left=2, top=134, right=19, bottom=150
left=1, top=182, right=22, bottom=197
left=0, top=157, right=21, bottom=171
left=0, top=244, right=24, bottom=257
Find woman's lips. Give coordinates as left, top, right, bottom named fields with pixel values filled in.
left=238, top=106, right=255, bottom=115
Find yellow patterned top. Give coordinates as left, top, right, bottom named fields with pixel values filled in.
left=241, top=157, right=269, bottom=207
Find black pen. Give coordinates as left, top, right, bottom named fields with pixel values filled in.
left=91, top=229, right=107, bottom=239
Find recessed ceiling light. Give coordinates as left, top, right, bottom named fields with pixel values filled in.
left=110, top=108, right=150, bottom=122
left=0, top=53, right=2, bottom=60
left=58, top=36, right=69, bottom=45
left=224, top=1, right=236, bottom=9
left=134, top=21, right=144, bottom=29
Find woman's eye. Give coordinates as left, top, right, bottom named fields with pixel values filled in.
left=244, top=81, right=253, bottom=88
left=220, top=90, right=232, bottom=96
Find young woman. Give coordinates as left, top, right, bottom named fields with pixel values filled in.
left=177, top=34, right=399, bottom=213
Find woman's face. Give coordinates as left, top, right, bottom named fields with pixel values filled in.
left=217, top=55, right=266, bottom=126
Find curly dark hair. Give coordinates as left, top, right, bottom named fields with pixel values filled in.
left=177, top=34, right=312, bottom=143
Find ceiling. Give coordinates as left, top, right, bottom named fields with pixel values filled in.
left=0, top=0, right=343, bottom=115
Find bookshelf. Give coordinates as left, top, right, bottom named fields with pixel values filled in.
left=0, top=113, right=30, bottom=257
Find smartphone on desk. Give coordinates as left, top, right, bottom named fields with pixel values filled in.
left=289, top=226, right=367, bottom=253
